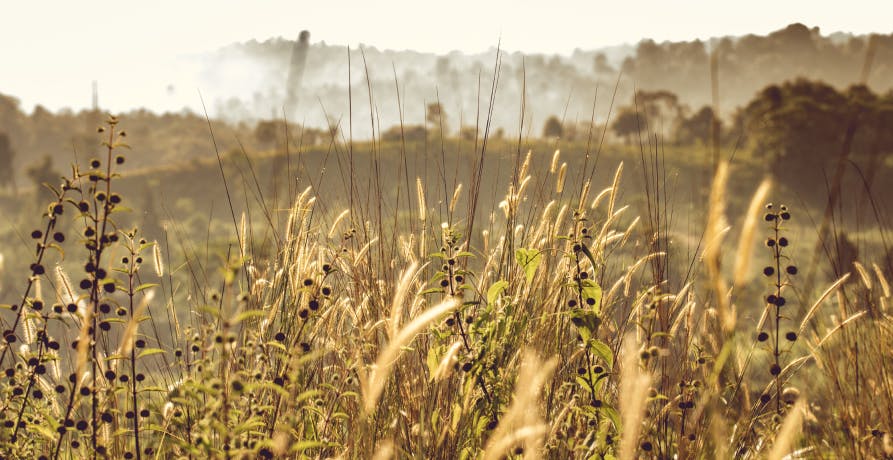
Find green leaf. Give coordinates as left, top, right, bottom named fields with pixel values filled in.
left=487, top=280, right=509, bottom=304
left=589, top=339, right=614, bottom=370
left=600, top=404, right=621, bottom=431
left=426, top=345, right=442, bottom=381
left=420, top=287, right=446, bottom=296
left=232, top=309, right=266, bottom=324
left=138, top=348, right=166, bottom=358
left=581, top=243, right=598, bottom=269
left=514, top=248, right=542, bottom=284
left=135, top=283, right=159, bottom=293
left=582, top=280, right=603, bottom=313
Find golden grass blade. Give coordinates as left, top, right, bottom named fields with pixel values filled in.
left=54, top=265, right=75, bottom=305
left=152, top=241, right=164, bottom=277
left=733, top=178, right=771, bottom=289
left=556, top=163, right=567, bottom=194
left=362, top=297, right=459, bottom=414
left=388, top=262, right=421, bottom=340
left=482, top=351, right=557, bottom=460
left=619, top=335, right=652, bottom=460
left=873, top=262, right=891, bottom=298
left=550, top=149, right=560, bottom=173
left=371, top=440, right=395, bottom=460
left=450, top=183, right=463, bottom=214
left=853, top=261, right=872, bottom=290
left=416, top=177, right=426, bottom=222
left=116, top=289, right=154, bottom=358
left=815, top=311, right=866, bottom=348
left=328, top=209, right=350, bottom=239
left=432, top=340, right=463, bottom=382
left=704, top=161, right=733, bottom=333
left=767, top=399, right=807, bottom=460
left=799, top=273, right=850, bottom=335
left=608, top=162, right=623, bottom=218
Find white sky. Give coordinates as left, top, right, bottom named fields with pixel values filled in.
left=1, top=0, right=890, bottom=114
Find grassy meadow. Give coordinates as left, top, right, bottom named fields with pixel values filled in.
left=0, top=76, right=891, bottom=460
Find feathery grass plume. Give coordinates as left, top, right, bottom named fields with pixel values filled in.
left=450, top=183, right=463, bottom=215
left=591, top=186, right=613, bottom=210
left=733, top=179, right=772, bottom=289
left=815, top=311, right=866, bottom=348
left=116, top=289, right=154, bottom=357
left=578, top=180, right=591, bottom=212
left=799, top=273, right=850, bottom=335
left=432, top=340, right=463, bottom=381
left=416, top=177, right=426, bottom=222
left=553, top=204, right=568, bottom=237
left=618, top=216, right=641, bottom=248
left=284, top=187, right=312, bottom=242
left=520, top=149, right=532, bottom=180
left=873, top=262, right=891, bottom=297
left=152, top=241, right=164, bottom=277
left=371, top=440, right=395, bottom=460
left=550, top=149, right=560, bottom=173
left=704, top=161, right=734, bottom=333
left=853, top=261, right=872, bottom=290
left=482, top=351, right=557, bottom=460
left=75, top=303, right=93, bottom=381
left=328, top=209, right=350, bottom=239
left=594, top=205, right=628, bottom=253
left=532, top=200, right=557, bottom=244
left=238, top=211, right=248, bottom=259
left=608, top=162, right=623, bottom=218
left=361, top=297, right=459, bottom=414
left=54, top=265, right=75, bottom=304
left=388, top=262, right=421, bottom=340
left=556, top=163, right=567, bottom=193
left=618, top=334, right=652, bottom=460
left=353, top=237, right=379, bottom=266
left=767, top=399, right=807, bottom=460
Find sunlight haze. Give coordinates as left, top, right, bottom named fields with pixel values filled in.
left=1, top=0, right=889, bottom=114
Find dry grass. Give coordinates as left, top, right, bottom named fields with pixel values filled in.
left=0, top=111, right=889, bottom=460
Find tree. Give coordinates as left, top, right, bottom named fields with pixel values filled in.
left=675, top=106, right=719, bottom=146
left=611, top=108, right=641, bottom=145
left=426, top=102, right=447, bottom=132
left=636, top=90, right=683, bottom=133
left=737, top=79, right=848, bottom=165
left=542, top=116, right=563, bottom=139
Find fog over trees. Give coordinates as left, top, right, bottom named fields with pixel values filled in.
left=200, top=23, right=892, bottom=136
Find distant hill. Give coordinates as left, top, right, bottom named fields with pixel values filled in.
left=197, top=23, right=892, bottom=135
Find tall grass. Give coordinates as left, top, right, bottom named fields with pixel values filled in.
left=0, top=99, right=890, bottom=460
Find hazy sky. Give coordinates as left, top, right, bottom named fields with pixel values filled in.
left=1, top=0, right=889, bottom=114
